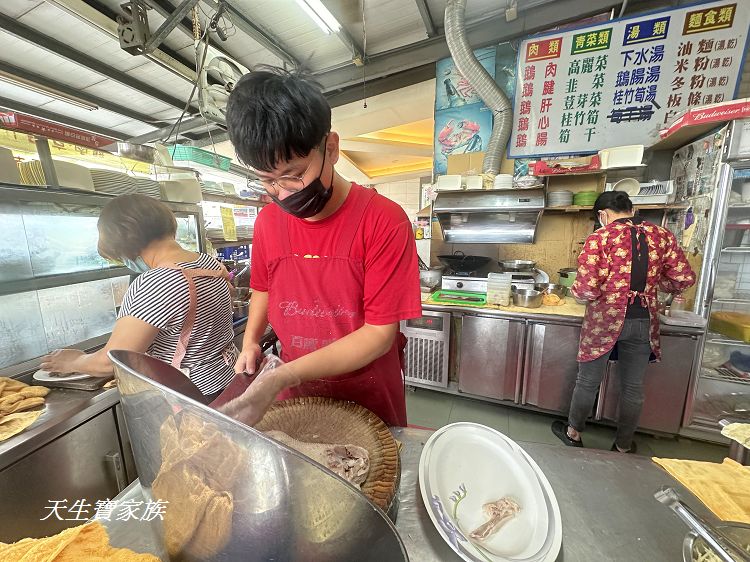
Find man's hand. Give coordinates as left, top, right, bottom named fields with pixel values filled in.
left=234, top=343, right=262, bottom=374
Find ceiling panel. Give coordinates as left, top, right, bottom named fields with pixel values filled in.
left=230, top=0, right=353, bottom=70
left=81, top=80, right=176, bottom=117
left=354, top=0, right=427, bottom=55
left=0, top=0, right=45, bottom=19
left=0, top=34, right=106, bottom=90
left=39, top=100, right=135, bottom=129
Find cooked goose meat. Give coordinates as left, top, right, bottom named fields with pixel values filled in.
left=469, top=497, right=521, bottom=541
left=265, top=430, right=370, bottom=488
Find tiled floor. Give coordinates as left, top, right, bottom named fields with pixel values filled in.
left=406, top=387, right=728, bottom=462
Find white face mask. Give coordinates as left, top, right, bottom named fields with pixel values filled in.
left=597, top=210, right=609, bottom=227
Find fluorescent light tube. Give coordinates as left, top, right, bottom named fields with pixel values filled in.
left=0, top=71, right=98, bottom=111
left=295, top=0, right=342, bottom=34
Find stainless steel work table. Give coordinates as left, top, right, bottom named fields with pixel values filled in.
left=100, top=426, right=708, bottom=561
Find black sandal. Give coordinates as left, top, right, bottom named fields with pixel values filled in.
left=551, top=420, right=583, bottom=447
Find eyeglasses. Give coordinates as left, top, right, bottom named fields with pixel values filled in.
left=246, top=144, right=323, bottom=197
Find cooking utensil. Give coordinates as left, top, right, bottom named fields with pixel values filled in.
left=720, top=418, right=750, bottom=466
left=232, top=300, right=249, bottom=320
left=534, top=283, right=566, bottom=298
left=437, top=251, right=491, bottom=274
left=684, top=523, right=750, bottom=562
left=420, top=267, right=443, bottom=290
left=108, top=350, right=210, bottom=404
left=431, top=290, right=487, bottom=306
left=512, top=288, right=543, bottom=308
left=500, top=259, right=536, bottom=272
left=558, top=268, right=577, bottom=288
left=418, top=255, right=430, bottom=271
left=655, top=487, right=750, bottom=562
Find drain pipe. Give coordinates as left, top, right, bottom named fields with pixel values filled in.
left=444, top=0, right=513, bottom=175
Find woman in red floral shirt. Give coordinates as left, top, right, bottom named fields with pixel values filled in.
left=552, top=191, right=695, bottom=453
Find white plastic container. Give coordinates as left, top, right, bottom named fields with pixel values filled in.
left=487, top=272, right=512, bottom=306
left=599, top=145, right=644, bottom=169
left=435, top=175, right=462, bottom=191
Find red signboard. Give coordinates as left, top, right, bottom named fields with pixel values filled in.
left=525, top=37, right=564, bottom=63
left=0, top=112, right=117, bottom=149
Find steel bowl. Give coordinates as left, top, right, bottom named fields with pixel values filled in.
left=420, top=267, right=444, bottom=290
left=683, top=522, right=750, bottom=561
left=501, top=259, right=536, bottom=272
left=232, top=300, right=249, bottom=320
left=534, top=283, right=567, bottom=298
left=512, top=288, right=543, bottom=308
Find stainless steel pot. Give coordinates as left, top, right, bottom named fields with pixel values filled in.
left=419, top=267, right=443, bottom=290
left=534, top=283, right=566, bottom=298
left=232, top=300, right=249, bottom=320
left=512, top=288, right=543, bottom=308
left=500, top=259, right=536, bottom=272
left=720, top=418, right=750, bottom=466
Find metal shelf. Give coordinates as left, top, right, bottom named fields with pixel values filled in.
left=209, top=238, right=253, bottom=249
left=721, top=247, right=750, bottom=253
left=545, top=203, right=688, bottom=212
left=201, top=192, right=265, bottom=207
left=0, top=267, right=131, bottom=297
left=700, top=367, right=750, bottom=385
left=713, top=298, right=750, bottom=305
left=705, top=332, right=750, bottom=347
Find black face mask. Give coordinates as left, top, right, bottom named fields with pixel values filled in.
left=271, top=148, right=333, bottom=219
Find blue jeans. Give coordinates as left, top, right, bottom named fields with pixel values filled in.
left=568, top=318, right=651, bottom=449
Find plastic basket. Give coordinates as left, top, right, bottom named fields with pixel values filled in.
left=168, top=144, right=231, bottom=171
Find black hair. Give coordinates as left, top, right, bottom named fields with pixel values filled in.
left=97, top=194, right=177, bottom=260
left=226, top=66, right=331, bottom=171
left=593, top=190, right=633, bottom=215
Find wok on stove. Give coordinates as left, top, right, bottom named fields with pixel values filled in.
left=437, top=251, right=491, bottom=274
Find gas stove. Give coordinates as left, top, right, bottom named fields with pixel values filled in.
left=441, top=271, right=545, bottom=293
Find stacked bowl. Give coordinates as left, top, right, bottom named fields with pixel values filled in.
left=90, top=169, right=137, bottom=195
left=494, top=174, right=513, bottom=189
left=547, top=190, right=573, bottom=207
left=572, top=191, right=599, bottom=206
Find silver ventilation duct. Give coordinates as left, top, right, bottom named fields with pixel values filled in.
left=444, top=0, right=513, bottom=175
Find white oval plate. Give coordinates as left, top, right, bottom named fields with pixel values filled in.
left=33, top=369, right=92, bottom=382
left=419, top=422, right=562, bottom=562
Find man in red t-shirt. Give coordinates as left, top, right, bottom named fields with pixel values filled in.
left=219, top=67, right=422, bottom=427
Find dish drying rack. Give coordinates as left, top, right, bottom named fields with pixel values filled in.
left=606, top=180, right=675, bottom=205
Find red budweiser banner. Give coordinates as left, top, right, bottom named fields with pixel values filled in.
left=660, top=98, right=750, bottom=139
left=0, top=111, right=117, bottom=149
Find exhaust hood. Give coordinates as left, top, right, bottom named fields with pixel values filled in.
left=433, top=188, right=545, bottom=244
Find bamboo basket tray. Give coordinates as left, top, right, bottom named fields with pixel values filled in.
left=256, top=397, right=400, bottom=511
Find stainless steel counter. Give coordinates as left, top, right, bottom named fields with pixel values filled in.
left=422, top=302, right=705, bottom=335
left=0, top=384, right=119, bottom=472
left=100, top=426, right=707, bottom=561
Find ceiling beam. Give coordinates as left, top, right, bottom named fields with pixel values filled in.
left=314, top=0, right=628, bottom=92
left=414, top=0, right=437, bottom=38
left=0, top=61, right=170, bottom=128
left=0, top=12, right=196, bottom=113
left=200, top=0, right=301, bottom=68
left=127, top=115, right=212, bottom=144
left=143, top=0, right=201, bottom=53
left=48, top=0, right=197, bottom=82
left=0, top=98, right=126, bottom=140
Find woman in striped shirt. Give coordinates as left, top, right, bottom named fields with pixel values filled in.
left=40, top=194, right=236, bottom=399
